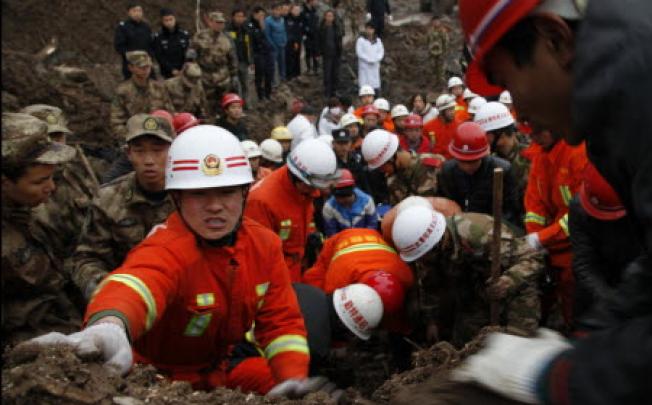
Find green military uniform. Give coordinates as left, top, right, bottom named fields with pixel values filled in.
left=427, top=24, right=450, bottom=88
left=110, top=51, right=174, bottom=141
left=165, top=62, right=209, bottom=121
left=387, top=154, right=439, bottom=206
left=72, top=114, right=176, bottom=299
left=409, top=212, right=542, bottom=347
left=191, top=12, right=239, bottom=115
left=1, top=113, right=81, bottom=346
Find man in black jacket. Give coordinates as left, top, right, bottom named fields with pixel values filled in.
left=152, top=8, right=190, bottom=79
left=366, top=0, right=391, bottom=38
left=227, top=8, right=252, bottom=101
left=114, top=3, right=153, bottom=80
left=301, top=0, right=320, bottom=75
left=247, top=6, right=274, bottom=100
left=285, top=4, right=304, bottom=80
left=318, top=10, right=343, bottom=98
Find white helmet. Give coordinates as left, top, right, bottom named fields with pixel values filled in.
left=390, top=104, right=409, bottom=119
left=166, top=125, right=253, bottom=190
left=359, top=85, right=375, bottom=97
left=373, top=98, right=390, bottom=112
left=499, top=90, right=513, bottom=105
left=287, top=138, right=339, bottom=189
left=474, top=101, right=515, bottom=132
left=317, top=134, right=334, bottom=147
left=447, top=76, right=464, bottom=88
left=462, top=88, right=478, bottom=100
left=240, top=140, right=262, bottom=159
left=392, top=205, right=447, bottom=262
left=260, top=139, right=283, bottom=163
left=333, top=284, right=383, bottom=340
left=361, top=129, right=399, bottom=169
left=397, top=196, right=432, bottom=213
left=435, top=94, right=457, bottom=111
left=340, top=112, right=362, bottom=128
left=467, top=97, right=488, bottom=115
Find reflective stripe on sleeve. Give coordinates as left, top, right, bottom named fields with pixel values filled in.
left=559, top=214, right=570, bottom=236
left=264, top=334, right=309, bottom=359
left=559, top=185, right=573, bottom=207
left=525, top=212, right=547, bottom=226
left=331, top=243, right=397, bottom=261
left=101, top=274, right=158, bottom=331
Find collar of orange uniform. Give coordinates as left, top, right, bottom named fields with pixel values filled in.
left=278, top=165, right=314, bottom=202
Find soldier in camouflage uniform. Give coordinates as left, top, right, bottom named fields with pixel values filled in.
left=20, top=105, right=99, bottom=266
left=1, top=113, right=82, bottom=346
left=72, top=114, right=176, bottom=299
left=165, top=62, right=209, bottom=121
left=110, top=51, right=174, bottom=141
left=191, top=11, right=239, bottom=117
left=393, top=207, right=542, bottom=348
left=383, top=150, right=440, bottom=206
left=427, top=17, right=450, bottom=89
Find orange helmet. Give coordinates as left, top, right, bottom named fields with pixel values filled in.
left=360, top=271, right=405, bottom=314
left=403, top=114, right=423, bottom=129
left=221, top=93, right=244, bottom=109
left=578, top=163, right=626, bottom=220
left=172, top=112, right=200, bottom=134
left=449, top=122, right=490, bottom=161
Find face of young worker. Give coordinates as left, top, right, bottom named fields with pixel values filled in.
left=2, top=164, right=56, bottom=207
left=177, top=186, right=246, bottom=240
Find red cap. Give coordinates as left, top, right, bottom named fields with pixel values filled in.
left=335, top=169, right=355, bottom=189
left=459, top=0, right=539, bottom=96
left=449, top=122, right=490, bottom=161
left=221, top=93, right=244, bottom=109
left=172, top=112, right=200, bottom=134
left=361, top=105, right=380, bottom=117
left=360, top=271, right=405, bottom=314
left=403, top=114, right=423, bottom=129
left=150, top=109, right=174, bottom=126
left=578, top=163, right=626, bottom=220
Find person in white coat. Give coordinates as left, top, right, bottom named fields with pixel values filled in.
left=288, top=104, right=320, bottom=151
left=356, top=22, right=384, bottom=95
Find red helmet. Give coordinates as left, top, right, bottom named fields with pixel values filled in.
left=449, top=122, right=490, bottom=161
left=403, top=114, right=423, bottom=129
left=579, top=163, right=626, bottom=220
left=221, top=93, right=244, bottom=109
left=361, top=105, right=380, bottom=117
left=150, top=109, right=174, bottom=126
left=459, top=0, right=539, bottom=96
left=360, top=271, right=405, bottom=314
left=172, top=112, right=200, bottom=134
left=335, top=169, right=355, bottom=189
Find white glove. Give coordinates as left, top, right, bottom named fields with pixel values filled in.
left=452, top=329, right=572, bottom=404
left=365, top=13, right=372, bottom=22
left=29, top=322, right=132, bottom=375
left=268, top=376, right=344, bottom=402
left=388, top=14, right=393, bottom=22
left=525, top=232, right=545, bottom=252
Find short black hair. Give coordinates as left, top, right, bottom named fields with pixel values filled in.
left=338, top=95, right=352, bottom=109
left=232, top=8, right=245, bottom=17
left=160, top=7, right=174, bottom=17
left=2, top=165, right=29, bottom=182
left=365, top=21, right=375, bottom=29
left=252, top=5, right=266, bottom=14
left=301, top=104, right=319, bottom=116
left=127, top=3, right=141, bottom=11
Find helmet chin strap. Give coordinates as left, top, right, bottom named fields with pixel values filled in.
left=171, top=186, right=251, bottom=248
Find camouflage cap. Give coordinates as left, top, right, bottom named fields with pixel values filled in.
left=125, top=50, right=152, bottom=67
left=20, top=104, right=72, bottom=134
left=126, top=113, right=174, bottom=143
left=183, top=62, right=202, bottom=79
left=208, top=11, right=226, bottom=22
left=2, top=113, right=75, bottom=170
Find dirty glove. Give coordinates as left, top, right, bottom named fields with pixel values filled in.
left=268, top=376, right=344, bottom=403
left=365, top=13, right=371, bottom=22
left=525, top=233, right=545, bottom=253
left=452, top=329, right=572, bottom=404
left=29, top=322, right=132, bottom=375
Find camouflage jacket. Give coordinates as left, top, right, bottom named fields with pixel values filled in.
left=110, top=78, right=174, bottom=141
left=33, top=150, right=99, bottom=264
left=387, top=155, right=439, bottom=206
left=2, top=200, right=81, bottom=345
left=165, top=76, right=209, bottom=120
left=428, top=28, right=449, bottom=57
left=498, top=142, right=531, bottom=200
left=191, top=30, right=238, bottom=89
left=71, top=172, right=175, bottom=297
left=410, top=213, right=542, bottom=345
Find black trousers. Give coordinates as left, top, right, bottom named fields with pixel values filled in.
left=286, top=42, right=302, bottom=79
left=253, top=55, right=274, bottom=100
left=323, top=55, right=340, bottom=98
left=304, top=38, right=319, bottom=72
left=372, top=14, right=385, bottom=38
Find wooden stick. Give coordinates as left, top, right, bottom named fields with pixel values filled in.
left=75, top=144, right=100, bottom=190
left=490, top=167, right=504, bottom=325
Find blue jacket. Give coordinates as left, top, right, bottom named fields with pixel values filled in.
left=264, top=16, right=287, bottom=49
left=322, top=188, right=379, bottom=237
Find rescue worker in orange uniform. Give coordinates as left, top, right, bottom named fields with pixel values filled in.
left=246, top=138, right=340, bottom=282
left=524, top=127, right=588, bottom=331
left=423, top=94, right=463, bottom=159
left=25, top=126, right=339, bottom=399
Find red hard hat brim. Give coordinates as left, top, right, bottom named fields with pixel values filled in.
left=465, top=59, right=504, bottom=97
left=578, top=182, right=626, bottom=221
left=448, top=144, right=489, bottom=162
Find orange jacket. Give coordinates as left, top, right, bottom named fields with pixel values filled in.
left=303, top=229, right=414, bottom=293
left=245, top=165, right=316, bottom=282
left=383, top=116, right=395, bottom=132
left=255, top=167, right=272, bottom=183
left=525, top=140, right=588, bottom=262
left=422, top=116, right=462, bottom=159
left=85, top=213, right=309, bottom=387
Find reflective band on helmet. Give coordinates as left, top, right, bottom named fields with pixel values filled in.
left=560, top=185, right=573, bottom=207
left=559, top=213, right=570, bottom=236
left=264, top=334, right=309, bottom=359
left=332, top=243, right=397, bottom=261
left=103, top=274, right=157, bottom=331
left=468, top=0, right=514, bottom=56
left=525, top=212, right=547, bottom=226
